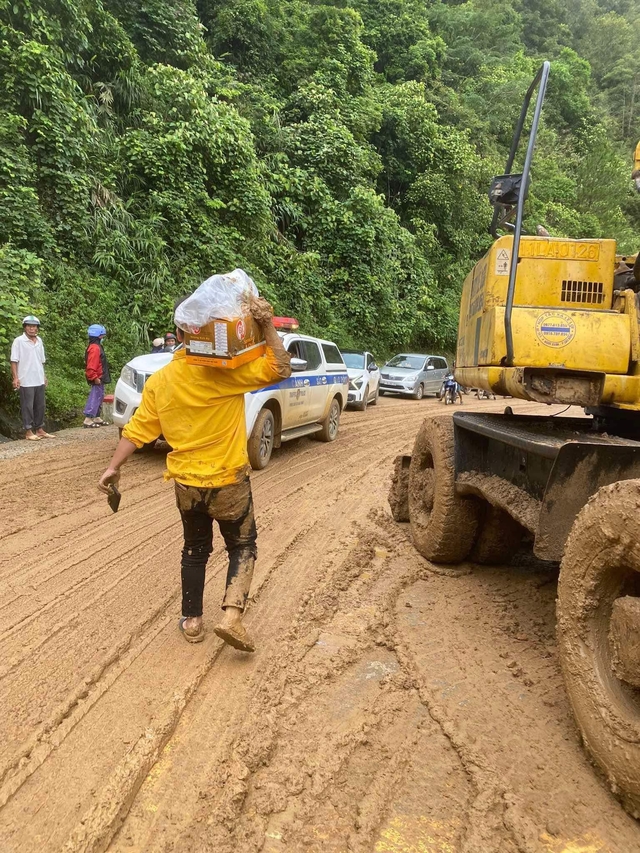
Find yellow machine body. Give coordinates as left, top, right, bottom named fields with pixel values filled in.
left=455, top=235, right=640, bottom=410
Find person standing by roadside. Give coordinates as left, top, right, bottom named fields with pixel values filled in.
left=83, top=324, right=111, bottom=428
left=10, top=316, right=55, bottom=441
left=97, top=296, right=291, bottom=652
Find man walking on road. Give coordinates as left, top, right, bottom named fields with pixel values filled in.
left=10, top=316, right=55, bottom=441
left=97, top=297, right=291, bottom=652
left=83, top=324, right=111, bottom=427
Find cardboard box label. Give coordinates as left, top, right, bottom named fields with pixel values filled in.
left=214, top=322, right=228, bottom=354
left=190, top=339, right=214, bottom=355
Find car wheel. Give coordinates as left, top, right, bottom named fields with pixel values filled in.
left=379, top=389, right=386, bottom=396
left=370, top=386, right=379, bottom=406
left=354, top=387, right=368, bottom=412
left=413, top=383, right=424, bottom=401
left=316, top=397, right=341, bottom=442
left=248, top=408, right=275, bottom=470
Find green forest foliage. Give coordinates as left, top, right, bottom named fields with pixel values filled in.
left=1, top=0, right=640, bottom=416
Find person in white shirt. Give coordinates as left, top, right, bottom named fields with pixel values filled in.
left=10, top=316, right=55, bottom=441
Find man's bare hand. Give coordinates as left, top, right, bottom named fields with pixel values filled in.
left=98, top=467, right=121, bottom=494
left=12, top=377, right=20, bottom=390
left=244, top=295, right=274, bottom=326
left=93, top=377, right=102, bottom=385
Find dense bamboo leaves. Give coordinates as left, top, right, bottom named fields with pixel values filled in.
left=0, top=0, right=639, bottom=415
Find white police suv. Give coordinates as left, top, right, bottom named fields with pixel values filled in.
left=111, top=321, right=349, bottom=470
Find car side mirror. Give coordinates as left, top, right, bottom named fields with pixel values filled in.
left=369, top=363, right=378, bottom=371
left=291, top=357, right=308, bottom=372
left=426, top=364, right=435, bottom=371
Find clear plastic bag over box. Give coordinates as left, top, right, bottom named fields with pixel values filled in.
left=175, top=269, right=259, bottom=331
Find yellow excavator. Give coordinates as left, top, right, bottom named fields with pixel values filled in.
left=391, top=62, right=640, bottom=817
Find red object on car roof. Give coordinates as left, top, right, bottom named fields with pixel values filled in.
left=272, top=316, right=300, bottom=331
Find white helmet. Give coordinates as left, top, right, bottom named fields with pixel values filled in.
left=22, top=315, right=41, bottom=326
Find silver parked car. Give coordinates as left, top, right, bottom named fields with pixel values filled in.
left=379, top=353, right=449, bottom=399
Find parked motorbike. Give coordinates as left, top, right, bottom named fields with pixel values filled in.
left=441, top=375, right=462, bottom=405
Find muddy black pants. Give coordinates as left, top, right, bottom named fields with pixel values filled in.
left=175, top=478, right=257, bottom=618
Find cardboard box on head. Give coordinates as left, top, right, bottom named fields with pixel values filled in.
left=184, top=317, right=266, bottom=368
left=176, top=269, right=267, bottom=368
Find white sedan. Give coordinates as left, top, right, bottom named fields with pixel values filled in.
left=342, top=350, right=380, bottom=411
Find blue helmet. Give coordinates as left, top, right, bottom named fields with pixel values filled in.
left=88, top=324, right=107, bottom=338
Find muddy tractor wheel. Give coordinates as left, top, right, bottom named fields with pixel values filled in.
left=557, top=479, right=640, bottom=817
left=470, top=504, right=524, bottom=565
left=408, top=415, right=480, bottom=563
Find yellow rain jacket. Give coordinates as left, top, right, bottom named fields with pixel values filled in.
left=122, top=347, right=290, bottom=488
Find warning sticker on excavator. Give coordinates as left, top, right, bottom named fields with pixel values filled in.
left=535, top=312, right=576, bottom=348
left=495, top=249, right=510, bottom=276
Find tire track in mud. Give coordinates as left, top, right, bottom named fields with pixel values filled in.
left=64, top=467, right=406, bottom=851
left=107, top=503, right=423, bottom=852
left=0, top=398, right=516, bottom=832
left=107, top=398, right=639, bottom=853
left=3, top=397, right=630, bottom=853
left=0, top=396, right=436, bottom=848
left=108, top=497, right=479, bottom=853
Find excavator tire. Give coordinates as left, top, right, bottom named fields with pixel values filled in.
left=557, top=479, right=640, bottom=818
left=470, top=504, right=524, bottom=565
left=408, top=415, right=480, bottom=563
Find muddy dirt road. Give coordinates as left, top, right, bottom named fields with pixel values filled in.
left=1, top=395, right=639, bottom=853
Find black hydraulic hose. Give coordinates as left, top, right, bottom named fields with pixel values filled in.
left=504, top=61, right=550, bottom=366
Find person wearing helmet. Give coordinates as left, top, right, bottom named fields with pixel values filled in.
left=163, top=332, right=177, bottom=353
left=83, top=324, right=111, bottom=427
left=151, top=337, right=165, bottom=354
left=10, top=316, right=55, bottom=441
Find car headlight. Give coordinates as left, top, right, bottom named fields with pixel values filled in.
left=351, top=375, right=364, bottom=389
left=121, top=365, right=137, bottom=389
left=403, top=373, right=418, bottom=383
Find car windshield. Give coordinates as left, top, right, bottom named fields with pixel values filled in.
left=342, top=352, right=365, bottom=369
left=386, top=355, right=424, bottom=370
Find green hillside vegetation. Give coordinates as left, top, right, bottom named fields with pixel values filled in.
left=1, top=0, right=640, bottom=419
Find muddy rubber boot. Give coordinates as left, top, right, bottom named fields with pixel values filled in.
left=214, top=607, right=255, bottom=653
